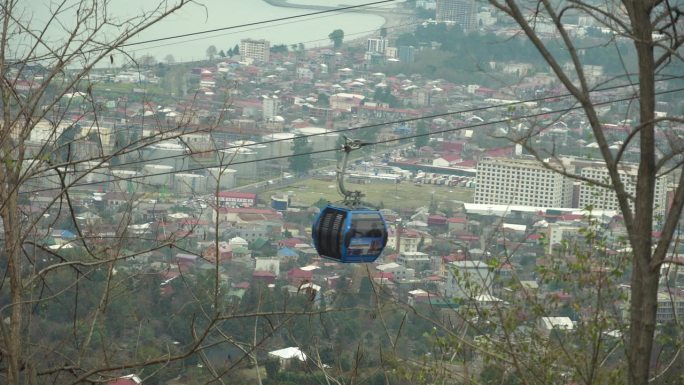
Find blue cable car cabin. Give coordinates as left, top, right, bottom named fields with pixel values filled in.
left=312, top=204, right=388, bottom=263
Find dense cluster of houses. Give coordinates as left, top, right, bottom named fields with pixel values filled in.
left=13, top=5, right=684, bottom=381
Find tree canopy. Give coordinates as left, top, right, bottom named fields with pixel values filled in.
left=206, top=45, right=217, bottom=60
left=328, top=29, right=344, bottom=49
left=289, top=136, right=314, bottom=175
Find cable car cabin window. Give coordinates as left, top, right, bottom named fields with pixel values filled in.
left=344, top=213, right=386, bottom=257
left=348, top=213, right=385, bottom=239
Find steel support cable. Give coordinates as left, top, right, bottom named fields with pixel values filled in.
left=21, top=85, right=684, bottom=195
left=39, top=74, right=684, bottom=173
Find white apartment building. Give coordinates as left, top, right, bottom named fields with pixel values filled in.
left=445, top=260, right=493, bottom=299
left=619, top=287, right=684, bottom=323
left=262, top=95, right=280, bottom=120
left=546, top=223, right=582, bottom=254
left=255, top=257, right=280, bottom=276
left=416, top=0, right=436, bottom=9
left=578, top=163, right=667, bottom=216
left=656, top=292, right=684, bottom=323
left=329, top=93, right=365, bottom=111
left=397, top=251, right=431, bottom=270
left=474, top=158, right=574, bottom=207
left=366, top=37, right=388, bottom=54
left=376, top=262, right=415, bottom=281
left=399, top=234, right=420, bottom=253
left=436, top=0, right=477, bottom=31
left=239, top=38, right=270, bottom=63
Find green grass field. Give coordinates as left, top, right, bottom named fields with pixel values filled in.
left=262, top=179, right=474, bottom=211
left=93, top=82, right=167, bottom=96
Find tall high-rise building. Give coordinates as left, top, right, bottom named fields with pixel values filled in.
left=398, top=45, right=416, bottom=63
left=577, top=163, right=667, bottom=216
left=436, top=0, right=477, bottom=32
left=239, top=38, right=270, bottom=63
left=319, top=50, right=338, bottom=73
left=476, top=157, right=670, bottom=217
left=474, top=158, right=573, bottom=207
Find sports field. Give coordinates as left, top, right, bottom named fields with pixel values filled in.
left=262, top=179, right=474, bottom=211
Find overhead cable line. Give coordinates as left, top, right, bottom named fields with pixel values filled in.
left=125, top=17, right=420, bottom=55
left=26, top=74, right=683, bottom=180
left=90, top=74, right=684, bottom=170
left=22, top=85, right=684, bottom=195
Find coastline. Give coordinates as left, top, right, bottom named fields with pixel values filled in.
left=261, top=0, right=413, bottom=48
left=262, top=0, right=334, bottom=12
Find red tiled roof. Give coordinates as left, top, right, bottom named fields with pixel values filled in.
left=443, top=253, right=466, bottom=262
left=253, top=270, right=277, bottom=277
left=288, top=268, right=313, bottom=278
left=160, top=270, right=180, bottom=280
left=456, top=235, right=479, bottom=241
left=217, top=191, right=256, bottom=199
left=453, top=160, right=476, bottom=167
left=424, top=275, right=444, bottom=281
left=440, top=154, right=461, bottom=162
left=447, top=217, right=467, bottom=223
left=280, top=238, right=306, bottom=247
left=400, top=229, right=421, bottom=237
left=485, top=147, right=514, bottom=157
left=373, top=272, right=393, bottom=280
left=559, top=214, right=584, bottom=221
left=442, top=141, right=464, bottom=151
left=218, top=207, right=277, bottom=215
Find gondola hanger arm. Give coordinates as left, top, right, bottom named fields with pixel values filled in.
left=337, top=136, right=370, bottom=207
left=341, top=135, right=370, bottom=152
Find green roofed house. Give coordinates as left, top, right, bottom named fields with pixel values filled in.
left=251, top=237, right=269, bottom=250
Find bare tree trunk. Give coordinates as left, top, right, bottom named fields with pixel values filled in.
left=0, top=1, right=21, bottom=376
left=628, top=2, right=658, bottom=384
left=2, top=191, right=21, bottom=385
left=629, top=264, right=659, bottom=385
left=481, top=0, right=684, bottom=383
